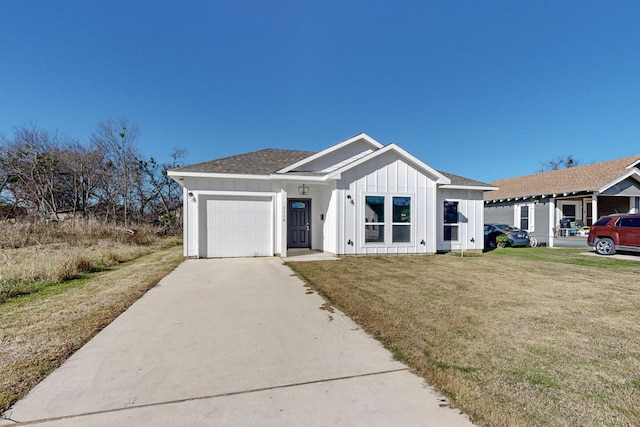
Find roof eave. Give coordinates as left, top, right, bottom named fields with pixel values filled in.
left=440, top=184, right=498, bottom=191
left=326, top=144, right=451, bottom=184
left=276, top=133, right=383, bottom=174
left=167, top=171, right=272, bottom=180
left=598, top=169, right=640, bottom=193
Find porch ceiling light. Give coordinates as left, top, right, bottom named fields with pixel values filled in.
left=298, top=183, right=309, bottom=195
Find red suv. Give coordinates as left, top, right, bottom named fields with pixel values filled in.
left=587, top=214, right=640, bottom=255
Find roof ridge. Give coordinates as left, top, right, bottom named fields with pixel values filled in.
left=491, top=153, right=640, bottom=184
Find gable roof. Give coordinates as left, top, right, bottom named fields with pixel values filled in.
left=168, top=134, right=493, bottom=190
left=278, top=133, right=383, bottom=174
left=485, top=154, right=640, bottom=201
left=170, top=148, right=314, bottom=175
left=325, top=143, right=451, bottom=184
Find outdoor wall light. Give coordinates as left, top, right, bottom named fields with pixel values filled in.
left=420, top=239, right=426, bottom=245
left=347, top=195, right=354, bottom=205
left=298, top=184, right=309, bottom=195
left=347, top=239, right=354, bottom=246
left=188, top=192, right=194, bottom=197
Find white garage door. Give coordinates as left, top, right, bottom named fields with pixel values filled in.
left=205, top=196, right=273, bottom=258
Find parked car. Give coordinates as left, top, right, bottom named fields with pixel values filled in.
left=484, top=224, right=530, bottom=249
left=587, top=214, right=640, bottom=255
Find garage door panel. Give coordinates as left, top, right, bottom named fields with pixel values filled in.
left=205, top=197, right=273, bottom=258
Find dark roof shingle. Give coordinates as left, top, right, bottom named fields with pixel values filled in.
left=172, top=149, right=315, bottom=175
left=439, top=171, right=492, bottom=187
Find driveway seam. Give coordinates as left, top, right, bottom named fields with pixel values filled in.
left=2, top=368, right=410, bottom=426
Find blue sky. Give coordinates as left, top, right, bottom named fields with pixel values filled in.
left=1, top=0, right=639, bottom=183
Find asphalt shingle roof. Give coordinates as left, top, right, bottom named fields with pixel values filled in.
left=172, top=147, right=493, bottom=188
left=172, top=149, right=315, bottom=175
left=485, top=154, right=640, bottom=201
left=439, top=171, right=492, bottom=187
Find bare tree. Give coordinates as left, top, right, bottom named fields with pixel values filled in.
left=57, top=142, right=105, bottom=221
left=540, top=155, right=582, bottom=172
left=90, top=118, right=140, bottom=227
left=137, top=148, right=185, bottom=233
left=0, top=125, right=75, bottom=219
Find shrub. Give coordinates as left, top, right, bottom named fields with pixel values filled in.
left=496, top=234, right=509, bottom=248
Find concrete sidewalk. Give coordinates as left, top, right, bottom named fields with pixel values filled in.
left=1, top=258, right=474, bottom=426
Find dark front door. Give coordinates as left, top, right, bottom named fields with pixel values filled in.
left=288, top=199, right=311, bottom=248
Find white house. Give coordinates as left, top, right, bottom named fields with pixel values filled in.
left=168, top=133, right=496, bottom=258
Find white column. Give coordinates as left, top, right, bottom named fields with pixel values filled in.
left=548, top=198, right=555, bottom=247
left=591, top=194, right=598, bottom=223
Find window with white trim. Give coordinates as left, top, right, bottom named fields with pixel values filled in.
left=444, top=201, right=459, bottom=241
left=392, top=196, right=411, bottom=243
left=364, top=195, right=412, bottom=244
left=365, top=196, right=385, bottom=243
left=520, top=205, right=529, bottom=230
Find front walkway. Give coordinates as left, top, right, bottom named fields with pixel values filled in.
left=1, top=258, right=474, bottom=426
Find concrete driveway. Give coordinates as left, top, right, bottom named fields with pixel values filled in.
left=1, top=258, right=474, bottom=426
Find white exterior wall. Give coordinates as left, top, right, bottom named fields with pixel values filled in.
left=176, top=156, right=486, bottom=257
left=335, top=153, right=437, bottom=255
left=436, top=189, right=485, bottom=252
left=180, top=176, right=335, bottom=257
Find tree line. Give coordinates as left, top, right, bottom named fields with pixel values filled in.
left=0, top=118, right=184, bottom=233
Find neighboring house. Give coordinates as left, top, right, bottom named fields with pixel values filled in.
left=168, top=133, right=496, bottom=258
left=484, top=154, right=640, bottom=247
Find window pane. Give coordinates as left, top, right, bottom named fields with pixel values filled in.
left=365, top=196, right=385, bottom=223
left=392, top=225, right=411, bottom=242
left=291, top=201, right=306, bottom=209
left=562, top=205, right=576, bottom=217
left=520, top=206, right=529, bottom=230
left=444, top=225, right=458, bottom=241
left=393, top=197, right=411, bottom=222
left=365, top=225, right=385, bottom=242
left=444, top=201, right=458, bottom=224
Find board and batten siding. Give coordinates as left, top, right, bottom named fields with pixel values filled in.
left=181, top=177, right=279, bottom=257
left=335, top=153, right=437, bottom=255
left=437, top=189, right=484, bottom=252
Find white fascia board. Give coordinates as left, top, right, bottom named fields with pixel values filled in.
left=167, top=171, right=272, bottom=181
left=387, top=144, right=451, bottom=184
left=327, top=143, right=451, bottom=184
left=276, top=132, right=384, bottom=173
left=440, top=185, right=499, bottom=191
left=191, top=190, right=278, bottom=198
left=626, top=159, right=640, bottom=169
left=599, top=169, right=640, bottom=193
left=269, top=174, right=333, bottom=183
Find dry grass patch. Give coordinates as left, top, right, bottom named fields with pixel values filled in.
left=0, top=245, right=184, bottom=414
left=288, top=249, right=640, bottom=427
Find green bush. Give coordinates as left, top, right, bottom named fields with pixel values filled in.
left=496, top=234, right=509, bottom=248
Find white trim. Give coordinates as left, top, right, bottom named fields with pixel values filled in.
left=515, top=202, right=534, bottom=232
left=443, top=199, right=461, bottom=243
left=327, top=144, right=451, bottom=184
left=269, top=174, right=333, bottom=182
left=598, top=169, right=640, bottom=193
left=168, top=171, right=271, bottom=181
left=277, top=133, right=384, bottom=173
left=626, top=159, right=640, bottom=169
left=361, top=193, right=415, bottom=247
left=192, top=190, right=278, bottom=198
left=440, top=184, right=498, bottom=191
